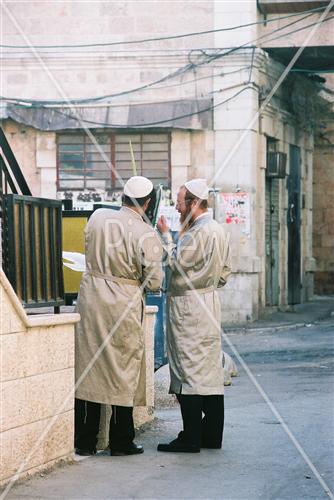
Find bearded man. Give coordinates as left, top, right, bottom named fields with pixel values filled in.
left=75, top=176, right=163, bottom=457
left=157, top=178, right=231, bottom=453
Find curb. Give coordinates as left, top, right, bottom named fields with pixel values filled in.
left=224, top=322, right=307, bottom=335
left=224, top=312, right=334, bottom=335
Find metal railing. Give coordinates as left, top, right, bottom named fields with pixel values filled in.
left=1, top=126, right=65, bottom=309
left=2, top=194, right=64, bottom=308
left=0, top=127, right=31, bottom=197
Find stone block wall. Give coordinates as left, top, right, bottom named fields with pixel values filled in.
left=2, top=1, right=214, bottom=101
left=313, top=130, right=334, bottom=294
left=259, top=9, right=333, bottom=49
left=220, top=272, right=259, bottom=325
left=0, top=270, right=80, bottom=487
left=257, top=63, right=317, bottom=311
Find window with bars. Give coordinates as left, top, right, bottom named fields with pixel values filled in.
left=57, top=132, right=171, bottom=191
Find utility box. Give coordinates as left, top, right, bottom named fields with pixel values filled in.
left=266, top=152, right=287, bottom=178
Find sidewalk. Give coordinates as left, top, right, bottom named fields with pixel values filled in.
left=27, top=297, right=334, bottom=333
left=6, top=313, right=333, bottom=499
left=224, top=295, right=334, bottom=333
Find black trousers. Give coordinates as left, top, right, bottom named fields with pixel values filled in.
left=75, top=398, right=135, bottom=451
left=176, top=394, right=224, bottom=448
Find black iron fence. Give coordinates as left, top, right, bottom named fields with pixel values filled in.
left=2, top=194, right=64, bottom=308
left=0, top=127, right=31, bottom=197
left=1, top=126, right=65, bottom=309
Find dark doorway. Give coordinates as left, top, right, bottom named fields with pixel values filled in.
left=287, top=145, right=302, bottom=304
left=265, top=139, right=280, bottom=306
left=265, top=177, right=280, bottom=306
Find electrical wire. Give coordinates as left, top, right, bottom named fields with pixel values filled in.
left=1, top=65, right=256, bottom=108
left=0, top=5, right=327, bottom=50
left=5, top=82, right=250, bottom=110
left=258, top=14, right=334, bottom=45
left=193, top=9, right=323, bottom=67
left=0, top=9, right=322, bottom=107
left=291, top=68, right=334, bottom=73
left=9, top=86, right=256, bottom=129
left=248, top=47, right=256, bottom=83
left=141, top=65, right=256, bottom=90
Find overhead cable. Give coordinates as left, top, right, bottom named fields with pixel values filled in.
left=258, top=14, right=334, bottom=45
left=1, top=66, right=255, bottom=107
left=0, top=5, right=327, bottom=49
left=34, top=86, right=257, bottom=128
left=195, top=9, right=324, bottom=66
left=1, top=10, right=322, bottom=107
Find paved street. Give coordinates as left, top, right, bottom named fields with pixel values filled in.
left=7, top=315, right=334, bottom=500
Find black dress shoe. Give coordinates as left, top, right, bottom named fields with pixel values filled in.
left=157, top=438, right=200, bottom=453
left=110, top=443, right=144, bottom=456
left=75, top=448, right=96, bottom=456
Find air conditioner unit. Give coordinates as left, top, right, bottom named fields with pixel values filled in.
left=266, top=152, right=287, bottom=178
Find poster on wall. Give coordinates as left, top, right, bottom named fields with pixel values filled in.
left=218, top=192, right=251, bottom=237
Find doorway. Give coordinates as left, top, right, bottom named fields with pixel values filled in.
left=287, top=145, right=301, bottom=304
left=265, top=138, right=280, bottom=306
left=265, top=176, right=280, bottom=306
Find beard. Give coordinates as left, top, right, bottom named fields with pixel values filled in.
left=180, top=206, right=193, bottom=230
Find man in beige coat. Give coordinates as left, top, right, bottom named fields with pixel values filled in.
left=75, top=176, right=163, bottom=456
left=157, top=178, right=231, bottom=453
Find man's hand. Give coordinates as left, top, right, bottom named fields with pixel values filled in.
left=157, top=215, right=169, bottom=234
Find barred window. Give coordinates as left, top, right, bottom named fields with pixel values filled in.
left=57, top=132, right=171, bottom=191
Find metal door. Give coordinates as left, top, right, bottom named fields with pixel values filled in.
left=287, top=145, right=301, bottom=304
left=265, top=177, right=280, bottom=306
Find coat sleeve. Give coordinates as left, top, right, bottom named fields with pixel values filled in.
left=140, top=230, right=163, bottom=292
left=160, top=230, right=197, bottom=272
left=160, top=231, right=177, bottom=267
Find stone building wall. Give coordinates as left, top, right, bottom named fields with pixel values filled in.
left=258, top=59, right=316, bottom=307
left=313, top=128, right=334, bottom=294
left=0, top=270, right=80, bottom=487
left=2, top=0, right=332, bottom=320
left=258, top=8, right=334, bottom=49
left=1, top=58, right=319, bottom=323
left=2, top=1, right=214, bottom=101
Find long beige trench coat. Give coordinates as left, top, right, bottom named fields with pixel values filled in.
left=75, top=207, right=163, bottom=407
left=162, top=213, right=231, bottom=395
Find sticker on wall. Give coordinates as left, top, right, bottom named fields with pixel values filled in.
left=218, top=192, right=251, bottom=237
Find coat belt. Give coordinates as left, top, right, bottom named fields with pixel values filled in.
left=86, top=270, right=141, bottom=287
left=167, top=285, right=215, bottom=297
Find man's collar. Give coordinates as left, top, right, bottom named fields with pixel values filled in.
left=193, top=211, right=210, bottom=223
left=121, top=206, right=143, bottom=220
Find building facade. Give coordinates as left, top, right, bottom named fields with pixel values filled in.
left=1, top=0, right=333, bottom=322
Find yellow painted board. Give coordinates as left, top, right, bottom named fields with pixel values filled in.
left=62, top=216, right=88, bottom=294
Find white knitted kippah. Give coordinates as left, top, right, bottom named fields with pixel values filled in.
left=184, top=178, right=209, bottom=200
left=124, top=176, right=153, bottom=198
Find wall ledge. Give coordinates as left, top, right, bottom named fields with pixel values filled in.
left=145, top=305, right=158, bottom=315
left=0, top=269, right=80, bottom=328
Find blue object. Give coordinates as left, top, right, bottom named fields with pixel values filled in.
left=146, top=231, right=178, bottom=370
left=146, top=292, right=167, bottom=370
